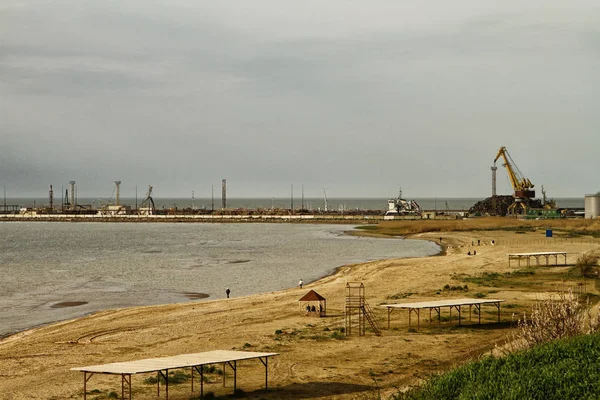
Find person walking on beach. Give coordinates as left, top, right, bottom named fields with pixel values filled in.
left=225, top=288, right=230, bottom=298
left=298, top=279, right=304, bottom=289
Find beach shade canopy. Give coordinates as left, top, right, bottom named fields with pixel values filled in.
left=298, top=290, right=326, bottom=317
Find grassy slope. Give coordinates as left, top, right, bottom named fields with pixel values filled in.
left=357, top=217, right=600, bottom=237
left=398, top=332, right=600, bottom=400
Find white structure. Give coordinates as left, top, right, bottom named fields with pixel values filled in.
left=385, top=189, right=421, bottom=216
left=69, top=180, right=76, bottom=208
left=97, top=205, right=130, bottom=216
left=585, top=194, right=600, bottom=219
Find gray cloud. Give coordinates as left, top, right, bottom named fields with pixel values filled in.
left=1, top=1, right=599, bottom=198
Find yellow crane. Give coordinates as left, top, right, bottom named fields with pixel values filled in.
left=494, top=146, right=535, bottom=214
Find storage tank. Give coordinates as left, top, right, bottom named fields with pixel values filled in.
left=584, top=194, right=600, bottom=219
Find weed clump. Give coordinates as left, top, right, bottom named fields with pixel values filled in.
left=576, top=253, right=599, bottom=278
left=330, top=331, right=345, bottom=340
left=443, top=284, right=468, bottom=291
left=388, top=292, right=415, bottom=299
left=506, top=290, right=600, bottom=352
left=143, top=370, right=189, bottom=385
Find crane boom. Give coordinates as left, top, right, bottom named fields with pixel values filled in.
left=493, top=146, right=534, bottom=195
left=493, top=146, right=535, bottom=214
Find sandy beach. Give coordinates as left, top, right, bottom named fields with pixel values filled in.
left=0, top=225, right=597, bottom=400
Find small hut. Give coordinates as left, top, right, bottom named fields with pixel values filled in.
left=298, top=290, right=326, bottom=317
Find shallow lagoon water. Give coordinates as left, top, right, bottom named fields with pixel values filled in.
left=0, top=222, right=440, bottom=337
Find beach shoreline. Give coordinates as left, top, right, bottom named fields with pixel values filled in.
left=0, top=226, right=439, bottom=343
left=0, top=226, right=597, bottom=399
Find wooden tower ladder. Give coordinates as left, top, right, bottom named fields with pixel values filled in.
left=361, top=301, right=382, bottom=336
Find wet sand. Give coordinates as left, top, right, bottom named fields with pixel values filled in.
left=0, top=229, right=597, bottom=400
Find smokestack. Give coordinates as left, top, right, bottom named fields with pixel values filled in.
left=69, top=181, right=76, bottom=209
left=114, top=181, right=122, bottom=206
left=221, top=179, right=226, bottom=209
left=49, top=185, right=54, bottom=210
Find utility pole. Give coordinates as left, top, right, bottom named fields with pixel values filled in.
left=291, top=184, right=294, bottom=212
left=211, top=184, right=214, bottom=212
left=301, top=184, right=304, bottom=210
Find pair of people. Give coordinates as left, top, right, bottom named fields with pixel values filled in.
left=305, top=304, right=322, bottom=313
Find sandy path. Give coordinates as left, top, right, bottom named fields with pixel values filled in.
left=0, top=230, right=596, bottom=399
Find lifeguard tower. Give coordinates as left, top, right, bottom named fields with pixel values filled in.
left=345, top=282, right=381, bottom=336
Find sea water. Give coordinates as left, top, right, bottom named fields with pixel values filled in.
left=0, top=222, right=440, bottom=337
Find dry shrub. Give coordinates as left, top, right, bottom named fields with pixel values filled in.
left=377, top=217, right=600, bottom=237
left=576, top=253, right=599, bottom=278
left=505, top=290, right=600, bottom=353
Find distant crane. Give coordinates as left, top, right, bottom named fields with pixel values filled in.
left=139, top=185, right=156, bottom=214
left=493, top=146, right=535, bottom=215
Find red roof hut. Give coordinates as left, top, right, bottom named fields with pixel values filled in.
left=298, top=290, right=326, bottom=317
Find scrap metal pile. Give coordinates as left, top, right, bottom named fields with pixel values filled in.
left=469, top=195, right=543, bottom=216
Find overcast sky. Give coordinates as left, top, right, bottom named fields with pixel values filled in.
left=1, top=0, right=598, bottom=199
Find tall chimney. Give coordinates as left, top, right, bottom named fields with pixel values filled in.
left=69, top=181, right=76, bottom=209
left=114, top=181, right=122, bottom=206
left=221, top=179, right=227, bottom=209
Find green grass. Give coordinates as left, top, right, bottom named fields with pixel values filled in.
left=458, top=272, right=503, bottom=287
left=143, top=370, right=190, bottom=385
left=456, top=269, right=535, bottom=288
left=395, top=332, right=600, bottom=400
left=388, top=292, right=415, bottom=299
left=562, top=229, right=600, bottom=238
left=356, top=225, right=379, bottom=231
